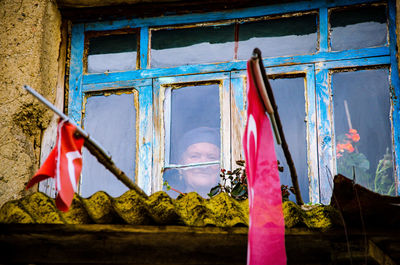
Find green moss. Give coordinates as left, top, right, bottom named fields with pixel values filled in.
left=282, top=201, right=340, bottom=230
left=206, top=193, right=248, bottom=227
left=113, top=190, right=155, bottom=225
left=61, top=194, right=92, bottom=224
left=282, top=201, right=304, bottom=228
left=147, top=191, right=182, bottom=225
left=0, top=190, right=341, bottom=230
left=303, top=205, right=341, bottom=231
left=20, top=192, right=64, bottom=224
left=0, top=201, right=34, bottom=224
left=174, top=192, right=214, bottom=226
left=83, top=191, right=122, bottom=224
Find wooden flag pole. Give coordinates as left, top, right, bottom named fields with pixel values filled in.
left=250, top=49, right=304, bottom=205
left=23, top=85, right=148, bottom=199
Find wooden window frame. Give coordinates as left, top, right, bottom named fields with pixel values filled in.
left=54, top=0, right=399, bottom=203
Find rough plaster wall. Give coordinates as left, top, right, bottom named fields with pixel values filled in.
left=0, top=0, right=61, bottom=207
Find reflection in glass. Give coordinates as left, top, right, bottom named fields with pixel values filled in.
left=87, top=33, right=137, bottom=73
left=81, top=93, right=136, bottom=197
left=330, top=5, right=387, bottom=51
left=333, top=69, right=394, bottom=195
left=151, top=25, right=235, bottom=68
left=163, top=164, right=220, bottom=199
left=163, top=84, right=221, bottom=198
left=269, top=77, right=309, bottom=203
left=238, top=14, right=317, bottom=59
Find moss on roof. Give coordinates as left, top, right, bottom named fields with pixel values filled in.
left=0, top=191, right=340, bottom=230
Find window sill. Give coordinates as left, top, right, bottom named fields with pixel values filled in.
left=1, top=224, right=399, bottom=264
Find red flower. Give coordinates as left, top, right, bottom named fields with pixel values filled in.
left=346, top=129, right=360, bottom=143
left=344, top=142, right=354, bottom=153
left=350, top=133, right=360, bottom=142
left=349, top=129, right=358, bottom=134
left=336, top=143, right=347, bottom=153
left=336, top=142, right=354, bottom=154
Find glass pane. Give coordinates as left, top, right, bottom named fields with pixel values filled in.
left=87, top=33, right=137, bottom=73
left=333, top=69, right=394, bottom=195
left=151, top=24, right=235, bottom=68
left=330, top=5, right=387, bottom=51
left=238, top=14, right=317, bottom=60
left=269, top=77, right=309, bottom=203
left=163, top=84, right=221, bottom=198
left=163, top=164, right=220, bottom=199
left=81, top=93, right=137, bottom=197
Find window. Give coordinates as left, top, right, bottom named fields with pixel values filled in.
left=81, top=91, right=138, bottom=197
left=333, top=68, right=393, bottom=195
left=154, top=73, right=231, bottom=197
left=57, top=0, right=399, bottom=204
left=86, top=30, right=139, bottom=73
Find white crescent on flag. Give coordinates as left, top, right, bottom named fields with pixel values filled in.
left=66, top=151, right=82, bottom=192
left=247, top=114, right=258, bottom=158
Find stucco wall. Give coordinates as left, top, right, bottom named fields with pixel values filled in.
left=0, top=0, right=61, bottom=206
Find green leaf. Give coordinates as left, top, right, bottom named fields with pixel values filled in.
left=231, top=184, right=244, bottom=196
left=236, top=160, right=245, bottom=166
left=358, top=159, right=370, bottom=170
left=163, top=180, right=171, bottom=190
left=233, top=168, right=241, bottom=175
left=208, top=185, right=221, bottom=198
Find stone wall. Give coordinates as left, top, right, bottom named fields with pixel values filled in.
left=0, top=0, right=61, bottom=206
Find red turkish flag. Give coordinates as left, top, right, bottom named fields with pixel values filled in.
left=243, top=60, right=286, bottom=264
left=26, top=120, right=84, bottom=212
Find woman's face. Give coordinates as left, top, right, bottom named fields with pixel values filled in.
left=180, top=142, right=220, bottom=189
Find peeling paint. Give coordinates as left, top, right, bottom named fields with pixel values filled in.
left=66, top=0, right=399, bottom=205
left=154, top=73, right=231, bottom=192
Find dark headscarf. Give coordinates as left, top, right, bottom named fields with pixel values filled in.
left=176, top=127, right=220, bottom=162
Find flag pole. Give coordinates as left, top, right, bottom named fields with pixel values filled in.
left=250, top=49, right=304, bottom=205
left=23, top=85, right=148, bottom=199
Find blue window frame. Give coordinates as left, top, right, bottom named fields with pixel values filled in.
left=63, top=0, right=399, bottom=203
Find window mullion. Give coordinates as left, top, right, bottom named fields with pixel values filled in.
left=315, top=67, right=334, bottom=204
left=306, top=65, right=320, bottom=204
left=221, top=76, right=232, bottom=171
left=68, top=23, right=85, bottom=126
left=152, top=78, right=164, bottom=192
left=388, top=0, right=400, bottom=195
left=137, top=83, right=153, bottom=195
left=165, top=161, right=220, bottom=169
left=140, top=27, right=149, bottom=69
left=230, top=72, right=246, bottom=168
left=319, top=7, right=329, bottom=52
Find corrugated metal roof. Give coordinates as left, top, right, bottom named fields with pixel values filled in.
left=0, top=190, right=340, bottom=230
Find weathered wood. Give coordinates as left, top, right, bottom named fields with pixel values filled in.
left=82, top=49, right=390, bottom=85
left=2, top=225, right=400, bottom=264
left=388, top=0, right=400, bottom=191
left=368, top=239, right=398, bottom=265
left=39, top=20, right=69, bottom=197
left=331, top=174, right=400, bottom=227
left=0, top=224, right=247, bottom=264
